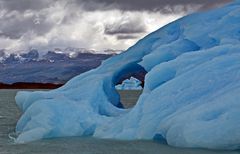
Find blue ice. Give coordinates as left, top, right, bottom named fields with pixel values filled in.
left=15, top=1, right=240, bottom=150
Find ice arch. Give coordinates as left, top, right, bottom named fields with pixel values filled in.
left=15, top=35, right=158, bottom=142
left=15, top=1, right=240, bottom=150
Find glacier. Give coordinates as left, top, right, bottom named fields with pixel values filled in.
left=15, top=1, right=240, bottom=150
left=115, top=77, right=142, bottom=90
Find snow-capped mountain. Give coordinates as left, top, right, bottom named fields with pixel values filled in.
left=20, top=49, right=39, bottom=60
left=0, top=48, right=117, bottom=84
left=0, top=47, right=121, bottom=64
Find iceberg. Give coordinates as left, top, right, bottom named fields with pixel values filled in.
left=15, top=1, right=240, bottom=150
left=115, top=77, right=142, bottom=90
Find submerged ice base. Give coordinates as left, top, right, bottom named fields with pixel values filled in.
left=15, top=1, right=240, bottom=150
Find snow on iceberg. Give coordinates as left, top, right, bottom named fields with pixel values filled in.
left=15, top=1, right=240, bottom=150
left=115, top=77, right=142, bottom=90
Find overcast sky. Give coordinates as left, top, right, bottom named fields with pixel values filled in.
left=0, top=0, right=232, bottom=53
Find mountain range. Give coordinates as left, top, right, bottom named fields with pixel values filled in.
left=0, top=48, right=120, bottom=84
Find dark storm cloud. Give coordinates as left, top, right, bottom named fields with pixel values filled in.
left=0, top=0, right=55, bottom=12
left=117, top=34, right=139, bottom=40
left=0, top=0, right=58, bottom=40
left=0, top=12, right=55, bottom=39
left=75, top=0, right=232, bottom=12
left=0, top=0, right=233, bottom=13
left=0, top=0, right=232, bottom=40
left=104, top=17, right=146, bottom=35
left=0, top=32, right=20, bottom=40
left=0, top=0, right=233, bottom=52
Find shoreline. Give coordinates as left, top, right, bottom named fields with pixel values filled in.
left=0, top=82, right=64, bottom=89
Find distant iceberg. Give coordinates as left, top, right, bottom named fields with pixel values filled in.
left=15, top=1, right=240, bottom=150
left=115, top=77, right=142, bottom=90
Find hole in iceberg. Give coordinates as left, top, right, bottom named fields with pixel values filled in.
left=153, top=134, right=168, bottom=144
left=116, top=77, right=143, bottom=108
left=113, top=63, right=146, bottom=108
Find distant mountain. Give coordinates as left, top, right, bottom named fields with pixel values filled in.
left=0, top=48, right=120, bottom=84
left=0, top=47, right=121, bottom=64
left=20, top=49, right=39, bottom=60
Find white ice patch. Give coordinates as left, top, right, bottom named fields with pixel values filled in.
left=115, top=77, right=142, bottom=90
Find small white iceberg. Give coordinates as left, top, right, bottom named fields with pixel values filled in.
left=115, top=77, right=142, bottom=90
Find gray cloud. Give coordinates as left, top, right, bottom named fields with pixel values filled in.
left=0, top=11, right=55, bottom=39
left=0, top=0, right=233, bottom=13
left=0, top=0, right=55, bottom=12
left=0, top=0, right=232, bottom=40
left=117, top=34, right=139, bottom=40
left=104, top=16, right=146, bottom=35
left=0, top=0, right=233, bottom=53
left=75, top=0, right=232, bottom=12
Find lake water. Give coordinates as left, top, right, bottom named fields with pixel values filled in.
left=0, top=89, right=239, bottom=154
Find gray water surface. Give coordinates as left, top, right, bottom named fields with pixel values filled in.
left=0, top=89, right=239, bottom=154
